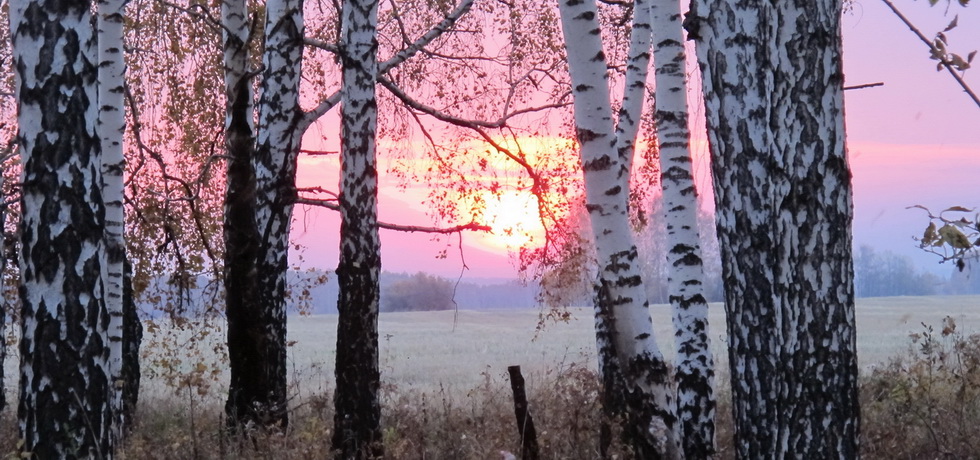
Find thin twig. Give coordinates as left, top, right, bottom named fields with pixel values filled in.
left=881, top=0, right=980, bottom=110
left=843, top=82, right=885, bottom=91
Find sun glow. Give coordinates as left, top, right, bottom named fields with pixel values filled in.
left=480, top=191, right=544, bottom=250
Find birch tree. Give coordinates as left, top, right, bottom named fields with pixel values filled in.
left=98, top=0, right=128, bottom=438
left=222, top=0, right=305, bottom=429
left=221, top=0, right=263, bottom=428
left=332, top=0, right=383, bottom=456
left=10, top=0, right=114, bottom=456
left=687, top=0, right=860, bottom=457
left=0, top=147, right=10, bottom=417
left=650, top=0, right=715, bottom=456
left=217, top=0, right=481, bottom=430
left=558, top=0, right=680, bottom=457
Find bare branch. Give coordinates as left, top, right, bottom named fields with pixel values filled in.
left=843, top=82, right=885, bottom=91
left=379, top=76, right=566, bottom=256
left=297, top=91, right=342, bottom=136
left=378, top=76, right=570, bottom=129
left=299, top=148, right=338, bottom=156
left=304, top=37, right=339, bottom=54
left=295, top=197, right=491, bottom=234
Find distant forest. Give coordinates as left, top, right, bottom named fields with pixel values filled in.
left=137, top=244, right=980, bottom=317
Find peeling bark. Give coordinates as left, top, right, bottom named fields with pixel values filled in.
left=332, top=0, right=383, bottom=458
left=688, top=1, right=860, bottom=457
left=11, top=0, right=113, bottom=456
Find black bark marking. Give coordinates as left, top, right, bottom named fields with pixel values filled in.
left=16, top=3, right=112, bottom=456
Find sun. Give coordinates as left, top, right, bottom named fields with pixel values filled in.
left=480, top=191, right=544, bottom=250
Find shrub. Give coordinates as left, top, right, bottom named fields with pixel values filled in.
left=862, top=316, right=980, bottom=458
left=381, top=272, right=456, bottom=312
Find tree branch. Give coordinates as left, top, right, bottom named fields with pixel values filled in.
left=378, top=76, right=570, bottom=129
left=379, top=0, right=475, bottom=75
left=154, top=0, right=226, bottom=34
left=298, top=0, right=475, bottom=134
left=304, top=37, right=339, bottom=54
left=295, top=196, right=491, bottom=234
left=881, top=0, right=980, bottom=110
left=843, top=82, right=884, bottom=91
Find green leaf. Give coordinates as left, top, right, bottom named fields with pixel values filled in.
left=969, top=50, right=977, bottom=64
left=942, top=206, right=973, bottom=213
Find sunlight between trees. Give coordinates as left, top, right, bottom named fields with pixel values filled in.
left=0, top=0, right=943, bottom=458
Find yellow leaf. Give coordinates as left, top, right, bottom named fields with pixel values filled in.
left=923, top=222, right=938, bottom=245
left=939, top=224, right=972, bottom=249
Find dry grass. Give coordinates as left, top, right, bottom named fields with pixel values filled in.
left=1, top=295, right=979, bottom=458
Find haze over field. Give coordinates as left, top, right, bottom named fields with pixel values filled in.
left=108, top=295, right=980, bottom=406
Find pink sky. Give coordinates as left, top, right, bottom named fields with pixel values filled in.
left=292, top=1, right=980, bottom=280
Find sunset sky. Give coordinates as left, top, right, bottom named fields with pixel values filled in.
left=291, top=0, right=980, bottom=281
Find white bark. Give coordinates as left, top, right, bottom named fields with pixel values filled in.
left=333, top=0, right=384, bottom=457
left=614, top=0, right=652, bottom=179
left=11, top=0, right=113, bottom=456
left=650, top=0, right=715, bottom=456
left=688, top=0, right=859, bottom=457
left=98, top=0, right=128, bottom=440
left=558, top=0, right=679, bottom=457
left=222, top=0, right=252, bottom=132
left=255, top=0, right=304, bottom=259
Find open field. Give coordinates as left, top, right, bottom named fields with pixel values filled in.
left=126, top=294, right=980, bottom=405
left=1, top=295, right=977, bottom=458
left=2, top=294, right=978, bottom=405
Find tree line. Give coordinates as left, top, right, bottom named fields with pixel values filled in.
left=0, top=0, right=907, bottom=458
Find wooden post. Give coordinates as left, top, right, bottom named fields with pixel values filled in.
left=507, top=365, right=540, bottom=460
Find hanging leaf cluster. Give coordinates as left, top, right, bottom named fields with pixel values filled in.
left=912, top=205, right=980, bottom=271
left=929, top=15, right=977, bottom=72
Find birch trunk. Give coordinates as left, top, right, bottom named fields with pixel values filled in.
left=687, top=1, right=860, bottom=457
left=221, top=0, right=264, bottom=428
left=247, top=0, right=305, bottom=428
left=332, top=0, right=383, bottom=457
left=650, top=0, right=715, bottom=457
left=98, top=0, right=128, bottom=439
left=558, top=1, right=679, bottom=458
left=11, top=1, right=113, bottom=457
left=0, top=163, right=5, bottom=416
left=597, top=1, right=653, bottom=456
left=122, top=259, right=142, bottom=431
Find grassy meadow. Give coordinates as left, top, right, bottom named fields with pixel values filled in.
left=3, top=294, right=980, bottom=458
left=289, top=295, right=980, bottom=395
left=128, top=294, right=980, bottom=405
